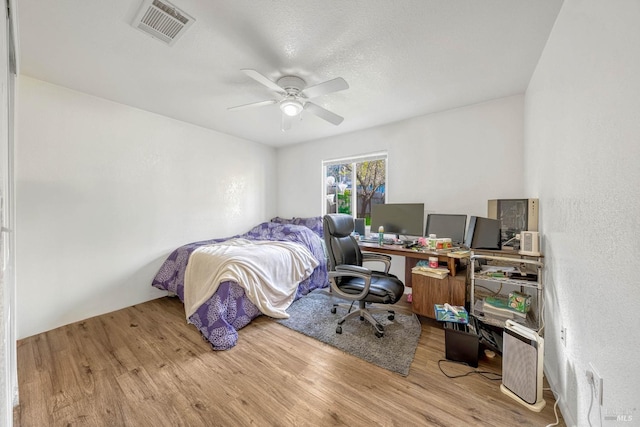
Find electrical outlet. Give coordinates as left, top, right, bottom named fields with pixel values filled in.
left=560, top=327, right=567, bottom=346
left=587, top=363, right=604, bottom=406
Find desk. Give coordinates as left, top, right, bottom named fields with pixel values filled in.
left=359, top=242, right=469, bottom=319
left=358, top=242, right=466, bottom=287
left=412, top=272, right=466, bottom=319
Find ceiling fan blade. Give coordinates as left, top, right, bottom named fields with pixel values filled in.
left=304, top=102, right=344, bottom=126
left=241, top=69, right=286, bottom=94
left=281, top=113, right=293, bottom=131
left=227, top=99, right=277, bottom=111
left=301, top=77, right=349, bottom=99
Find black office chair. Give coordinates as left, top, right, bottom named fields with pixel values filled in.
left=323, top=214, right=405, bottom=337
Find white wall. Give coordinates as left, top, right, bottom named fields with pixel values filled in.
left=16, top=77, right=277, bottom=338
left=279, top=95, right=525, bottom=216
left=278, top=95, right=526, bottom=278
left=525, top=1, right=640, bottom=425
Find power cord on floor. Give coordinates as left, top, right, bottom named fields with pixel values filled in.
left=543, top=387, right=560, bottom=427
left=437, top=359, right=502, bottom=381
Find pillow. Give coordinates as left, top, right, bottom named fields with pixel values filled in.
left=270, top=216, right=323, bottom=238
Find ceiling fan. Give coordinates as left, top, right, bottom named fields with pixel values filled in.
left=228, top=69, right=349, bottom=131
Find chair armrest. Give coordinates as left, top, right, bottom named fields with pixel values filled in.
left=362, top=252, right=392, bottom=273
left=329, top=265, right=372, bottom=300
left=334, top=264, right=371, bottom=276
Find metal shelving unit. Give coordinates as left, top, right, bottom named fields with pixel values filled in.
left=470, top=252, right=544, bottom=332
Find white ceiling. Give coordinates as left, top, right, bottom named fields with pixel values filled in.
left=16, top=0, right=563, bottom=147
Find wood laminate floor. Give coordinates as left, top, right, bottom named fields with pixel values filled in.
left=15, top=295, right=564, bottom=426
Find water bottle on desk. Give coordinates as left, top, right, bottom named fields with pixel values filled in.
left=378, top=226, right=384, bottom=245
left=428, top=234, right=437, bottom=250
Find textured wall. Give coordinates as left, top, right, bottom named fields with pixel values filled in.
left=525, top=0, right=640, bottom=425
left=16, top=77, right=277, bottom=338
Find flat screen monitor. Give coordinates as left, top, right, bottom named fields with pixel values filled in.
left=425, top=214, right=468, bottom=245
left=464, top=216, right=501, bottom=249
left=370, top=203, right=425, bottom=237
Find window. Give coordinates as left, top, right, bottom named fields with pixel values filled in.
left=323, top=153, right=387, bottom=224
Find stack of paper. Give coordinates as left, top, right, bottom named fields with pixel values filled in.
left=412, top=266, right=449, bottom=279
left=447, top=250, right=470, bottom=259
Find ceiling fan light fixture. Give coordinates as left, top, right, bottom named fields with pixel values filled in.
left=280, top=98, right=303, bottom=116
left=229, top=69, right=347, bottom=128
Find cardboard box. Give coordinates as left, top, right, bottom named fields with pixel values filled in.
left=508, top=291, right=531, bottom=313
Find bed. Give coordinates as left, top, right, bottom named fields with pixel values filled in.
left=151, top=217, right=328, bottom=350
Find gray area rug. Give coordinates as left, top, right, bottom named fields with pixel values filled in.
left=275, top=290, right=421, bottom=376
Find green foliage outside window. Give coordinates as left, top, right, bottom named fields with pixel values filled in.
left=356, top=160, right=385, bottom=222
left=324, top=157, right=385, bottom=219
left=337, top=189, right=351, bottom=214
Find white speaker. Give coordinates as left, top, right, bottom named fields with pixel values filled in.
left=501, top=320, right=546, bottom=412
left=519, top=231, right=540, bottom=256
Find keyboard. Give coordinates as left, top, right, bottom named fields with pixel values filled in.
left=360, top=237, right=395, bottom=245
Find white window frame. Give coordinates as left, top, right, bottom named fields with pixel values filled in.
left=322, top=152, right=388, bottom=217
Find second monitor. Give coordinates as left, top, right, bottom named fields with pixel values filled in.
left=425, top=214, right=468, bottom=246
left=464, top=216, right=501, bottom=250
left=370, top=203, right=425, bottom=238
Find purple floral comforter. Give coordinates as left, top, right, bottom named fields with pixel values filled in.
left=151, top=220, right=328, bottom=350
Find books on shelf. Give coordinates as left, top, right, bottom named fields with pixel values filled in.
left=434, top=304, right=468, bottom=323
left=482, top=296, right=526, bottom=319
left=412, top=266, right=449, bottom=279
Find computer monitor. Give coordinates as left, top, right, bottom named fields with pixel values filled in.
left=464, top=216, right=501, bottom=249
left=425, top=214, right=467, bottom=246
left=370, top=203, right=425, bottom=238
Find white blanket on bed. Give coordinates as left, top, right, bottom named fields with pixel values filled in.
left=183, top=238, right=319, bottom=320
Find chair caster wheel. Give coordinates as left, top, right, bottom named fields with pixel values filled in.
left=375, top=331, right=383, bottom=338
left=360, top=316, right=365, bottom=321
left=336, top=326, right=342, bottom=334
left=388, top=314, right=395, bottom=321
left=331, top=307, right=337, bottom=314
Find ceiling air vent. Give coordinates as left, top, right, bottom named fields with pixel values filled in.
left=132, top=0, right=195, bottom=46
